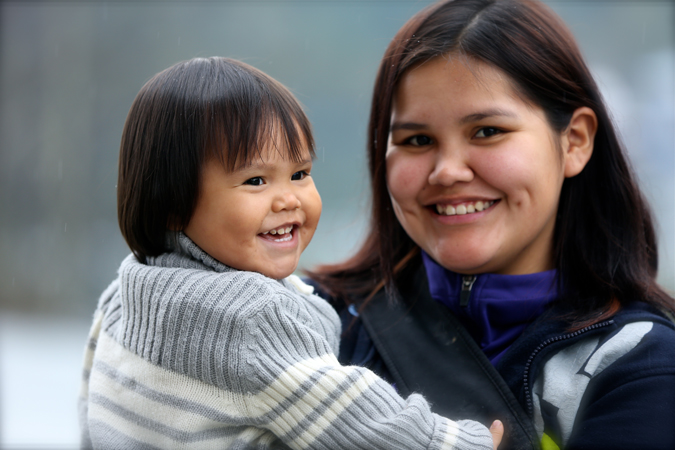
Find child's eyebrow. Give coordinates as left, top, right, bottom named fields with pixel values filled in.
left=235, top=157, right=313, bottom=172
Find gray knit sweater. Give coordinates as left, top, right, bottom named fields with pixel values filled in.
left=79, top=233, right=493, bottom=449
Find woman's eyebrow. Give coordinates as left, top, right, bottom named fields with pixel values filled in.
left=460, top=109, right=518, bottom=124
left=390, top=109, right=518, bottom=131
left=390, top=122, right=427, bottom=132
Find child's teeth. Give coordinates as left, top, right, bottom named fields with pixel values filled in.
left=447, top=205, right=456, bottom=215
left=274, top=234, right=292, bottom=242
left=467, top=204, right=475, bottom=214
left=475, top=201, right=484, bottom=211
left=456, top=204, right=467, bottom=215
left=265, top=226, right=293, bottom=236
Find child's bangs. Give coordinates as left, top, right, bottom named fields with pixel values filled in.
left=206, top=68, right=315, bottom=171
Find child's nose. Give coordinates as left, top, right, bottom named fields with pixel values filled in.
left=272, top=191, right=301, bottom=212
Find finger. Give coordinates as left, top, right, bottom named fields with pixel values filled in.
left=490, top=420, right=504, bottom=450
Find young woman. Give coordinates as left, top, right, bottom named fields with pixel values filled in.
left=309, top=1, right=675, bottom=449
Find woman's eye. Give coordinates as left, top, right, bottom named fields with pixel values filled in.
left=244, top=177, right=264, bottom=186
left=291, top=170, right=308, bottom=181
left=407, top=135, right=433, bottom=146
left=475, top=127, right=501, bottom=138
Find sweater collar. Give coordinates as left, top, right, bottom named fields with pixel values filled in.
left=147, top=232, right=234, bottom=273
left=421, top=251, right=559, bottom=365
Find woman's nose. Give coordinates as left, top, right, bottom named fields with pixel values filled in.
left=272, top=191, right=301, bottom=212
left=427, top=149, right=474, bottom=186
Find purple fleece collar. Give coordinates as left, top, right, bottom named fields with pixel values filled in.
left=421, top=251, right=559, bottom=365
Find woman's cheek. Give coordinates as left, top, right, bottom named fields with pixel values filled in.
left=386, top=152, right=429, bottom=204
left=474, top=151, right=528, bottom=199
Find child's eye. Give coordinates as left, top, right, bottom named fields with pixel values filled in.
left=291, top=170, right=308, bottom=181
left=244, top=177, right=264, bottom=186
left=406, top=135, right=433, bottom=146
left=474, top=127, right=501, bottom=138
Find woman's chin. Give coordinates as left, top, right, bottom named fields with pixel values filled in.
left=427, top=249, right=500, bottom=275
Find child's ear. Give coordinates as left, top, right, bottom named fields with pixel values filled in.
left=561, top=106, right=597, bottom=178
left=167, top=215, right=182, bottom=232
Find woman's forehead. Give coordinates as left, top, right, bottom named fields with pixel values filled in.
left=391, top=56, right=541, bottom=125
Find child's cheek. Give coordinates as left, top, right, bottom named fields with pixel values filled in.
left=302, top=185, right=322, bottom=249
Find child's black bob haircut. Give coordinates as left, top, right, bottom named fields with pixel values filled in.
left=118, top=57, right=314, bottom=262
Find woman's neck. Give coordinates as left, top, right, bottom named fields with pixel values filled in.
left=421, top=251, right=560, bottom=365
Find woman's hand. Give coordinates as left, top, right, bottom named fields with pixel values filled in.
left=490, top=420, right=504, bottom=450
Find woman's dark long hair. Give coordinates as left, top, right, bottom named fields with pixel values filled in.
left=309, top=0, right=674, bottom=322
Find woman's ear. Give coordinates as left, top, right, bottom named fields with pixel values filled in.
left=562, top=106, right=597, bottom=178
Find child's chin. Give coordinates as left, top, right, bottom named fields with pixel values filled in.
left=259, top=265, right=297, bottom=280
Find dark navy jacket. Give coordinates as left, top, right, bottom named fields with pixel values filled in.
left=309, top=265, right=675, bottom=450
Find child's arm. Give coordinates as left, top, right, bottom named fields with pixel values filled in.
left=81, top=261, right=500, bottom=449
left=236, top=295, right=495, bottom=450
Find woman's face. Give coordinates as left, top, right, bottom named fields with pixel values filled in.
left=386, top=56, right=566, bottom=275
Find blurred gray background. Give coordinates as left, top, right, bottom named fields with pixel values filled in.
left=1, top=0, right=673, bottom=448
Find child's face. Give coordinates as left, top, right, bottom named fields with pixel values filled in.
left=184, top=145, right=321, bottom=280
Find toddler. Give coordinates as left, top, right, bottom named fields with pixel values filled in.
left=79, top=57, right=499, bottom=450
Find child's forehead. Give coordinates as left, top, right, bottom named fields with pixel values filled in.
left=227, top=146, right=313, bottom=172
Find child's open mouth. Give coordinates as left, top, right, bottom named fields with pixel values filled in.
left=259, top=225, right=294, bottom=242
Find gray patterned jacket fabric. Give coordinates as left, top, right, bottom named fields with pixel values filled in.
left=78, top=233, right=493, bottom=449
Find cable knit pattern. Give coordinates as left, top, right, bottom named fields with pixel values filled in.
left=79, top=233, right=493, bottom=449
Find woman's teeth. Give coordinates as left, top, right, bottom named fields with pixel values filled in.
left=436, top=200, right=495, bottom=216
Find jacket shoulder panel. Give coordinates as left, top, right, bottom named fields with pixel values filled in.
left=532, top=321, right=655, bottom=446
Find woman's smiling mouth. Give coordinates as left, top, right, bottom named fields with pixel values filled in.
left=435, top=200, right=497, bottom=216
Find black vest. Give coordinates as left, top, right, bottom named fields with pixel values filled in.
left=337, top=264, right=540, bottom=450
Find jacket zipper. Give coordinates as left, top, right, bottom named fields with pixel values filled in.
left=522, top=319, right=615, bottom=416
left=460, top=275, right=477, bottom=307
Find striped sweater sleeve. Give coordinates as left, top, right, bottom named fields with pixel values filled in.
left=236, top=293, right=493, bottom=450
left=81, top=248, right=493, bottom=449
